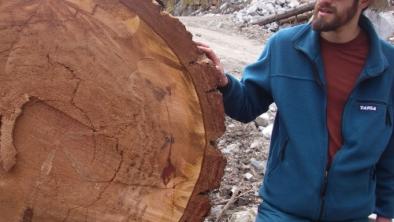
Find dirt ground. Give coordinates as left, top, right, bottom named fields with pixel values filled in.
left=179, top=15, right=270, bottom=76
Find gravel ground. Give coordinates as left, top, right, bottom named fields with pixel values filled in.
left=204, top=103, right=278, bottom=222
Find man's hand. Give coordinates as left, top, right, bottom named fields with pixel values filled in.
left=376, top=216, right=392, bottom=222
left=195, top=41, right=229, bottom=87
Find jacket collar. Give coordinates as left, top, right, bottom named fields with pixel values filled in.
left=292, top=15, right=389, bottom=83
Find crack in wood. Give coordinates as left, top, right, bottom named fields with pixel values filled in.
left=47, top=54, right=82, bottom=81
left=70, top=83, right=97, bottom=132
left=0, top=95, right=32, bottom=171
left=46, top=57, right=96, bottom=132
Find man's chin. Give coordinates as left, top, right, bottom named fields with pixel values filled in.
left=311, top=18, right=334, bottom=31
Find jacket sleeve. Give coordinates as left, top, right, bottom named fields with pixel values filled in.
left=218, top=37, right=274, bottom=123
left=375, top=132, right=394, bottom=219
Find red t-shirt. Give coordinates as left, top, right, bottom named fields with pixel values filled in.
left=320, top=31, right=369, bottom=164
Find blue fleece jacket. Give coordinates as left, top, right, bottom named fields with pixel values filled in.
left=220, top=15, right=394, bottom=221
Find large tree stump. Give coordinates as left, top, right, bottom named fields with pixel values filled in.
left=0, top=1, right=225, bottom=221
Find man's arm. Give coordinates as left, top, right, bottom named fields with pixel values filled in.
left=196, top=38, right=275, bottom=123
left=375, top=131, right=394, bottom=221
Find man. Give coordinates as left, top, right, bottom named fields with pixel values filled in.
left=197, top=0, right=394, bottom=220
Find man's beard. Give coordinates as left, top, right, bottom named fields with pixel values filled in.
left=311, top=0, right=358, bottom=31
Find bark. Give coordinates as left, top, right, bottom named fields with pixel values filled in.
left=0, top=1, right=225, bottom=221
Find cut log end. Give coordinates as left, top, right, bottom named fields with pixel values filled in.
left=0, top=0, right=225, bottom=221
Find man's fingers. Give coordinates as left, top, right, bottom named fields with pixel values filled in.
left=197, top=45, right=220, bottom=64
left=197, top=45, right=212, bottom=54
left=194, top=41, right=209, bottom=48
left=196, top=45, right=211, bottom=52
left=195, top=43, right=225, bottom=78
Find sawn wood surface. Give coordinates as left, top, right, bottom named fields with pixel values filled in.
left=0, top=1, right=225, bottom=221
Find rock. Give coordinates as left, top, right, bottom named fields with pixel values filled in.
left=277, top=0, right=287, bottom=5
left=227, top=123, right=237, bottom=129
left=244, top=172, right=254, bottom=180
left=269, top=103, right=278, bottom=112
left=389, top=36, right=394, bottom=43
left=231, top=186, right=239, bottom=195
left=241, top=163, right=251, bottom=170
left=262, top=160, right=268, bottom=175
left=262, top=124, right=273, bottom=139
left=217, top=139, right=226, bottom=147
left=265, top=3, right=277, bottom=15
left=209, top=205, right=224, bottom=218
left=270, top=115, right=276, bottom=122
left=250, top=138, right=263, bottom=149
left=255, top=113, right=270, bottom=127
left=220, top=2, right=229, bottom=10
left=228, top=208, right=257, bottom=222
left=250, top=158, right=266, bottom=172
left=246, top=5, right=259, bottom=15
left=288, top=0, right=300, bottom=8
left=222, top=143, right=240, bottom=154
left=220, top=187, right=233, bottom=198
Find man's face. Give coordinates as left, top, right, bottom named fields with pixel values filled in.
left=311, top=0, right=360, bottom=31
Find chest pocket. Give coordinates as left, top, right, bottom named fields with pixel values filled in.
left=342, top=99, right=392, bottom=153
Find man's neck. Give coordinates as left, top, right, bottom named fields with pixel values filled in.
left=320, top=17, right=361, bottom=43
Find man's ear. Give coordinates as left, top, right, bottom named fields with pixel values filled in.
left=359, top=0, right=371, bottom=11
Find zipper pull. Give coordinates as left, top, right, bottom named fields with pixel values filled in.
left=320, top=170, right=329, bottom=196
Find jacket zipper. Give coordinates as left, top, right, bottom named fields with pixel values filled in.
left=319, top=74, right=385, bottom=220
left=310, top=62, right=330, bottom=221
left=296, top=48, right=329, bottom=220
left=318, top=75, right=362, bottom=220
left=318, top=169, right=329, bottom=220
